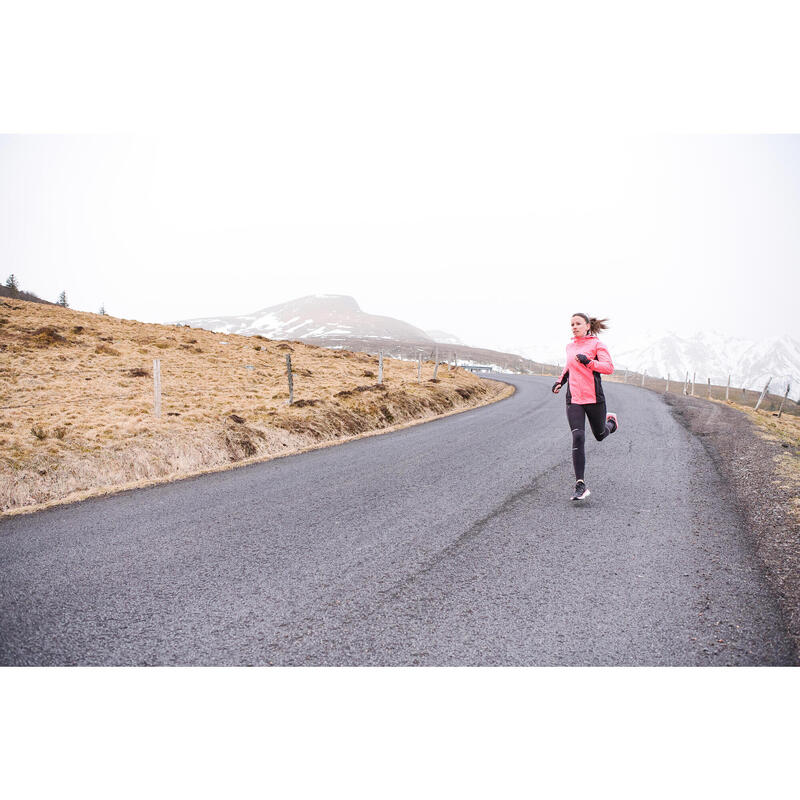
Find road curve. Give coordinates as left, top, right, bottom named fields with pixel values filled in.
left=0, top=375, right=793, bottom=665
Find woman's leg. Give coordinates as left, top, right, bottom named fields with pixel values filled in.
left=586, top=401, right=614, bottom=441
left=566, top=403, right=587, bottom=480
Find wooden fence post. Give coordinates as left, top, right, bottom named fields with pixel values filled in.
left=433, top=347, right=439, bottom=380
left=641, top=370, right=646, bottom=387
left=624, top=370, right=628, bottom=384
left=726, top=375, right=730, bottom=401
left=707, top=377, right=711, bottom=399
left=777, top=383, right=791, bottom=418
left=285, top=354, right=294, bottom=405
left=683, top=371, right=689, bottom=395
left=691, top=372, right=696, bottom=396
left=417, top=352, right=422, bottom=383
left=755, top=377, right=772, bottom=411
left=665, top=373, right=670, bottom=392
left=153, top=358, right=161, bottom=417
left=378, top=350, right=384, bottom=384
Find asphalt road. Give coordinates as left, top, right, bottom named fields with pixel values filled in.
left=1, top=375, right=793, bottom=665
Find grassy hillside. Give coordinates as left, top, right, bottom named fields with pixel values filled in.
left=0, top=299, right=512, bottom=514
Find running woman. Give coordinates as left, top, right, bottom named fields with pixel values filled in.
left=552, top=313, right=619, bottom=501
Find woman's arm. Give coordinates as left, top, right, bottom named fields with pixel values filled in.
left=591, top=341, right=614, bottom=375
left=552, top=365, right=569, bottom=393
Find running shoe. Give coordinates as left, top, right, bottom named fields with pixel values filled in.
left=606, top=412, right=619, bottom=433
left=570, top=480, right=590, bottom=501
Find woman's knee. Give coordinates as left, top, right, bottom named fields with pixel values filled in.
left=571, top=428, right=585, bottom=448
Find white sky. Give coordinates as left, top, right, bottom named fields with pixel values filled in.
left=2, top=4, right=800, bottom=360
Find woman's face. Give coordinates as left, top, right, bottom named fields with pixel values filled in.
left=571, top=315, right=590, bottom=337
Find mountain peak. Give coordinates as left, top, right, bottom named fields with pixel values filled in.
left=176, top=295, right=432, bottom=343
left=305, top=294, right=361, bottom=312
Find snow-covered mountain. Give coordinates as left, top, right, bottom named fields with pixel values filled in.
left=613, top=330, right=800, bottom=400
left=176, top=295, right=434, bottom=343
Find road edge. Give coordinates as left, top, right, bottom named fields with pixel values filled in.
left=0, top=376, right=516, bottom=520
left=661, top=391, right=800, bottom=664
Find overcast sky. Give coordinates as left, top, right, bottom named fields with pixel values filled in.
left=3, top=133, right=798, bottom=354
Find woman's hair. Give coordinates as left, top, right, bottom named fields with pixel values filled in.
left=572, top=313, right=610, bottom=335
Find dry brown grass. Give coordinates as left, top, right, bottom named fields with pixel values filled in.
left=713, top=398, right=800, bottom=521
left=0, top=299, right=512, bottom=514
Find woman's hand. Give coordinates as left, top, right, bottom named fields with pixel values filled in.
left=575, top=353, right=591, bottom=366
left=552, top=381, right=561, bottom=394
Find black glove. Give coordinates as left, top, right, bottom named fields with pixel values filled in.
left=552, top=381, right=561, bottom=393
left=575, top=353, right=591, bottom=366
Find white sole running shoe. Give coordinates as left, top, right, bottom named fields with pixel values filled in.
left=606, top=412, right=618, bottom=432
left=570, top=481, right=591, bottom=501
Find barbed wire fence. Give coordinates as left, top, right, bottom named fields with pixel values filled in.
left=512, top=359, right=798, bottom=417
left=607, top=367, right=798, bottom=416
left=1, top=349, right=457, bottom=423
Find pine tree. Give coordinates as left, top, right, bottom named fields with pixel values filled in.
left=57, top=291, right=69, bottom=307
left=4, top=274, right=19, bottom=297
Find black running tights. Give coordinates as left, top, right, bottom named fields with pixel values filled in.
left=566, top=402, right=613, bottom=481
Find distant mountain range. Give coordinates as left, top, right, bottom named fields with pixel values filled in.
left=511, top=330, right=800, bottom=401
left=614, top=331, right=800, bottom=400
left=176, top=295, right=464, bottom=346
left=175, top=295, right=539, bottom=373
left=176, top=296, right=799, bottom=401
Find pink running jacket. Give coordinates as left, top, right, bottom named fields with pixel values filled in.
left=556, top=335, right=614, bottom=404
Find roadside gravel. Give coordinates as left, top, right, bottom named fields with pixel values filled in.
left=663, top=392, right=800, bottom=663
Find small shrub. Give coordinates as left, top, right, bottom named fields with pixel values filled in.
left=54, top=426, right=67, bottom=439
left=293, top=399, right=318, bottom=408
left=295, top=368, right=312, bottom=377
left=95, top=344, right=121, bottom=356
left=276, top=343, right=293, bottom=351
left=362, top=371, right=375, bottom=378
left=228, top=414, right=246, bottom=424
left=154, top=342, right=169, bottom=349
left=125, top=367, right=150, bottom=378
left=72, top=325, right=84, bottom=334
left=31, top=424, right=47, bottom=440
left=32, top=326, right=66, bottom=345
